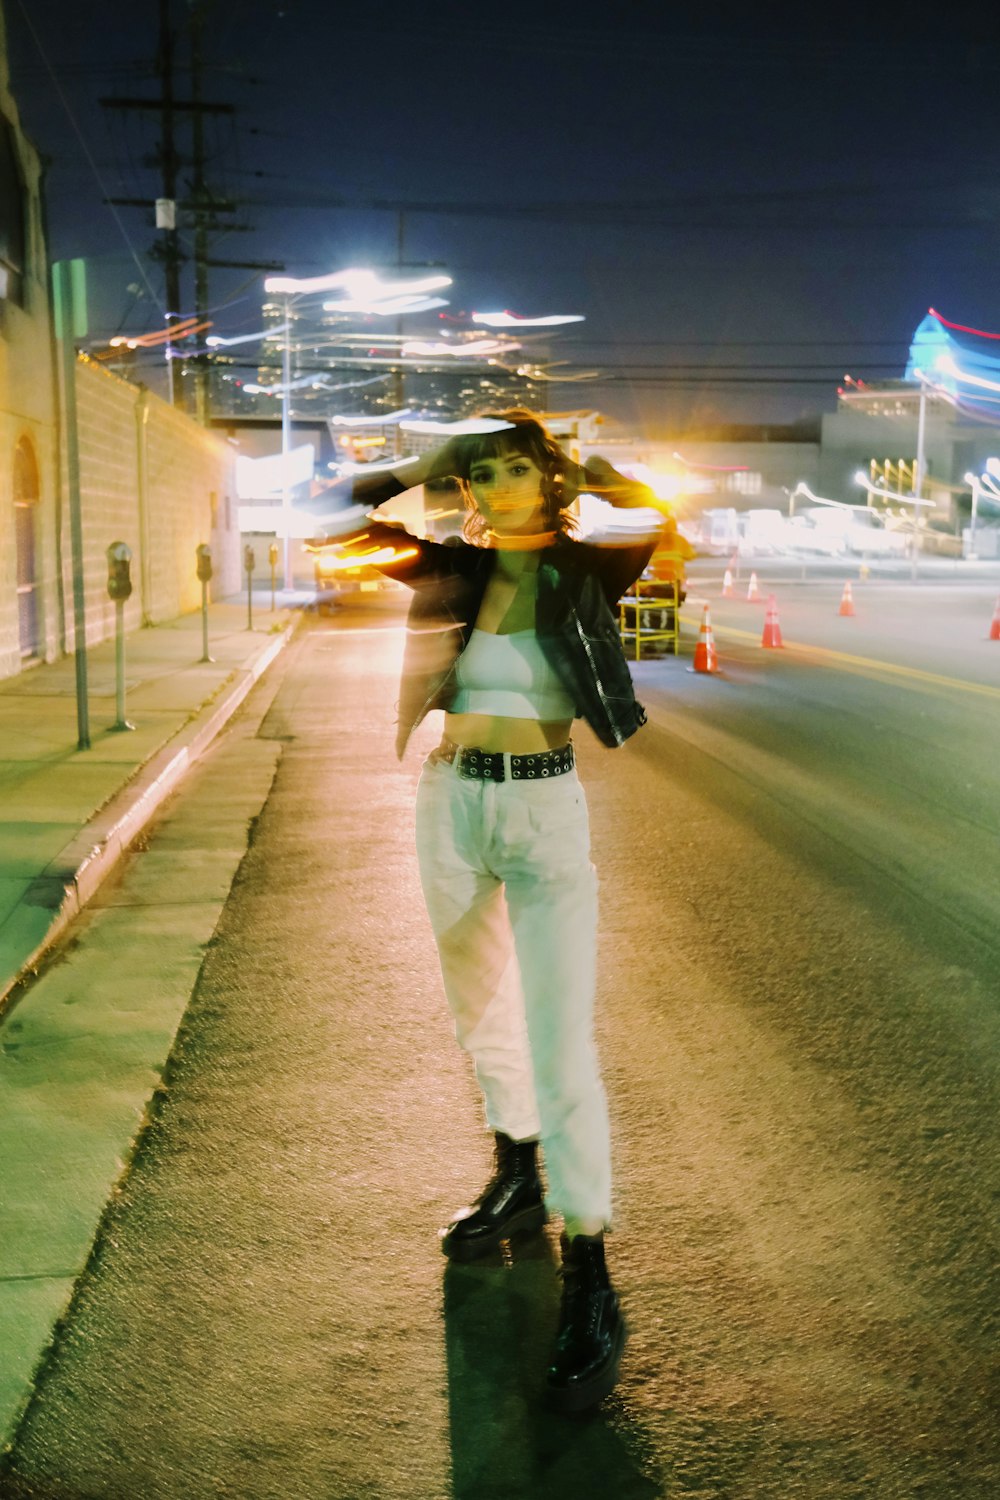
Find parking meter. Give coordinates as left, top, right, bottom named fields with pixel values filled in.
left=196, top=544, right=213, bottom=661
left=106, top=541, right=133, bottom=602
left=244, top=544, right=255, bottom=629
left=106, top=542, right=134, bottom=730
left=268, top=541, right=279, bottom=610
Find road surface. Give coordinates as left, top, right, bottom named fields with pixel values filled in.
left=2, top=582, right=998, bottom=1499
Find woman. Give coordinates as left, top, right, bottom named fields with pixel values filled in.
left=328, top=411, right=664, bottom=1412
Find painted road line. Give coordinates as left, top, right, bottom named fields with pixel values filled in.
left=680, top=599, right=1000, bottom=702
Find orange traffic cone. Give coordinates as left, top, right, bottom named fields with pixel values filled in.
left=839, top=581, right=856, bottom=617
left=989, top=596, right=1000, bottom=641
left=746, top=571, right=760, bottom=602
left=761, top=594, right=783, bottom=648
left=722, top=568, right=734, bottom=597
left=691, top=603, right=719, bottom=674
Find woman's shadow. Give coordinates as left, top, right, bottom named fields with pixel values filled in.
left=443, top=1231, right=664, bottom=1500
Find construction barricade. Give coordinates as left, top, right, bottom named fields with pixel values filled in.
left=619, top=547, right=688, bottom=660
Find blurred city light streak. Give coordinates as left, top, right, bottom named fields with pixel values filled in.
left=400, top=339, right=513, bottom=358
left=929, top=308, right=1000, bottom=341
left=330, top=409, right=415, bottom=426
left=313, top=545, right=418, bottom=573
left=853, top=473, right=934, bottom=507
left=472, top=311, right=585, bottom=327
left=935, top=353, right=1000, bottom=396
left=327, top=455, right=421, bottom=476
left=110, top=316, right=208, bottom=348
left=322, top=295, right=450, bottom=316
left=206, top=328, right=271, bottom=348
left=398, top=418, right=514, bottom=435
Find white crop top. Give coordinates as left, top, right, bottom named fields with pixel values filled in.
left=449, top=629, right=577, bottom=721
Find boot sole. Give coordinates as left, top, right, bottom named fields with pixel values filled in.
left=546, top=1316, right=627, bottom=1414
left=441, top=1203, right=547, bottom=1262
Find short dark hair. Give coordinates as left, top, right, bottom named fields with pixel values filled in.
left=453, top=409, right=578, bottom=544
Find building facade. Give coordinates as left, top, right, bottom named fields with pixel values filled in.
left=0, top=1, right=239, bottom=680
left=0, top=5, right=58, bottom=674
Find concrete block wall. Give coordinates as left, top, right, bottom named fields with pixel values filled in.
left=0, top=312, right=58, bottom=678
left=59, top=358, right=240, bottom=653
left=0, top=21, right=60, bottom=679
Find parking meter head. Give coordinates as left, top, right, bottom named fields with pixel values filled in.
left=244, top=544, right=256, bottom=573
left=196, top=543, right=213, bottom=583
left=106, top=540, right=133, bottom=601
left=268, top=542, right=279, bottom=567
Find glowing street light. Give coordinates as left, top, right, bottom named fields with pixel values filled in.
left=852, top=471, right=934, bottom=508
left=472, top=311, right=585, bottom=327
left=258, top=267, right=453, bottom=590
left=321, top=270, right=452, bottom=316
left=963, top=470, right=983, bottom=558
left=400, top=338, right=513, bottom=358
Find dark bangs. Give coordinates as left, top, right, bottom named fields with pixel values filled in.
left=453, top=411, right=562, bottom=480
left=456, top=409, right=578, bottom=545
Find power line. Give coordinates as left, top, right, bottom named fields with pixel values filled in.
left=10, top=0, right=164, bottom=314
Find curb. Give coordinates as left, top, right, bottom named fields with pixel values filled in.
left=0, top=620, right=298, bottom=1010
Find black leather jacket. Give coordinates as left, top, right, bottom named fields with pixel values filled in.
left=345, top=459, right=663, bottom=758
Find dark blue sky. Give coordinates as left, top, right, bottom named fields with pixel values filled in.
left=7, top=0, right=1000, bottom=434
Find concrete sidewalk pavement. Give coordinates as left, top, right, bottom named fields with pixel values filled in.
left=0, top=595, right=301, bottom=1009
left=0, top=595, right=305, bottom=1456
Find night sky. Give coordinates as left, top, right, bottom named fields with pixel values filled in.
left=6, top=0, right=1000, bottom=436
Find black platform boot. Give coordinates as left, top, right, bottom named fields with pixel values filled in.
left=441, top=1133, right=546, bottom=1262
left=546, top=1232, right=626, bottom=1412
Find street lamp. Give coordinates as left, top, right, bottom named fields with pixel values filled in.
left=963, top=472, right=981, bottom=559
left=853, top=470, right=935, bottom=580
left=261, top=267, right=453, bottom=593
left=264, top=270, right=361, bottom=592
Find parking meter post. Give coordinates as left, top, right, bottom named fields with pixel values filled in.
left=268, top=541, right=279, bottom=612
left=200, top=581, right=212, bottom=660
left=244, top=544, right=255, bottom=630
left=195, top=544, right=214, bottom=661
left=112, top=599, right=135, bottom=731
left=106, top=541, right=135, bottom=732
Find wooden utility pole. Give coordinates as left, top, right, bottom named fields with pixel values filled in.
left=158, top=0, right=183, bottom=405
left=102, top=0, right=282, bottom=420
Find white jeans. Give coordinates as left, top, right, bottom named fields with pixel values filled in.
left=415, top=753, right=612, bottom=1226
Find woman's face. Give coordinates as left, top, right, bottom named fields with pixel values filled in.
left=467, top=450, right=547, bottom=535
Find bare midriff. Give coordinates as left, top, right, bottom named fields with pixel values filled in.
left=443, top=710, right=573, bottom=755
left=441, top=550, right=572, bottom=755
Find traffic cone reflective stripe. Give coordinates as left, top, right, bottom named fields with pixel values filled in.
left=722, top=568, right=733, bottom=597
left=839, top=581, right=856, bottom=617
left=989, top=596, right=1000, bottom=641
left=746, top=572, right=760, bottom=602
left=693, top=604, right=719, bottom=674
left=761, top=594, right=783, bottom=648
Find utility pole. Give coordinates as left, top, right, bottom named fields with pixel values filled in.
left=102, top=0, right=284, bottom=422
left=157, top=0, right=183, bottom=406
left=393, top=210, right=406, bottom=451
left=189, top=0, right=210, bottom=424
left=53, top=260, right=91, bottom=750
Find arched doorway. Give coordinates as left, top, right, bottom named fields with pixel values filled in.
left=14, top=437, right=41, bottom=661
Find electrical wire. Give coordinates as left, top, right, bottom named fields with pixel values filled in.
left=11, top=0, right=164, bottom=316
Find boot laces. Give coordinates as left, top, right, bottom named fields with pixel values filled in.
left=557, top=1263, right=600, bottom=1337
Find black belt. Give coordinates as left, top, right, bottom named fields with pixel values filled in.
left=434, top=739, right=574, bottom=782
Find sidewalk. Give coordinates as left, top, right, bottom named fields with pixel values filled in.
left=0, top=595, right=301, bottom=1009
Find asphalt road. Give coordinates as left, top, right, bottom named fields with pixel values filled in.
left=2, top=583, right=999, bottom=1500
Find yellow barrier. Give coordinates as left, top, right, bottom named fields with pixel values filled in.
left=619, top=576, right=680, bottom=660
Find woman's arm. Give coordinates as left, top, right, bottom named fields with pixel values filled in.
left=560, top=454, right=667, bottom=604
left=564, top=454, right=660, bottom=512
left=311, top=443, right=470, bottom=587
